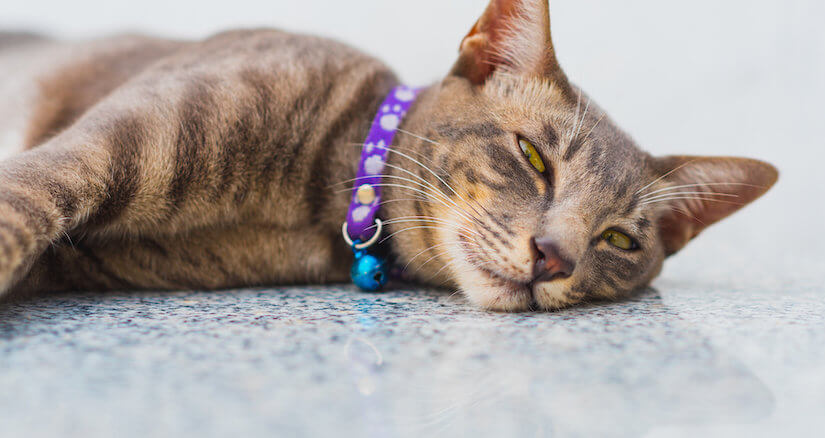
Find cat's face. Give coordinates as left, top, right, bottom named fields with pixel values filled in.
left=384, top=0, right=777, bottom=311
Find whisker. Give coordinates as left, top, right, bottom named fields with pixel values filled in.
left=641, top=191, right=740, bottom=202
left=379, top=215, right=481, bottom=232
left=574, top=97, right=592, bottom=142
left=640, top=196, right=745, bottom=207
left=415, top=248, right=456, bottom=273
left=639, top=182, right=762, bottom=199
left=636, top=159, right=701, bottom=195
left=349, top=131, right=512, bottom=245
left=379, top=225, right=446, bottom=244
left=389, top=129, right=510, bottom=236
left=345, top=141, right=442, bottom=171
left=404, top=242, right=460, bottom=272
left=368, top=135, right=485, bottom=222
left=375, top=217, right=482, bottom=240
left=393, top=129, right=492, bottom=221
left=428, top=258, right=460, bottom=282
left=381, top=162, right=484, bottom=223
left=330, top=173, right=474, bottom=225
left=431, top=258, right=497, bottom=284
left=580, top=113, right=606, bottom=145
left=327, top=173, right=419, bottom=188
left=665, top=205, right=707, bottom=226
left=333, top=182, right=477, bottom=225
left=568, top=89, right=582, bottom=146
left=377, top=197, right=430, bottom=207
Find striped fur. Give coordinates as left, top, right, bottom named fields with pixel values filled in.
left=0, top=0, right=777, bottom=311
left=0, top=30, right=397, bottom=299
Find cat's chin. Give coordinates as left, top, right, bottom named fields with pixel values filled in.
left=460, top=272, right=581, bottom=312
left=445, top=233, right=581, bottom=312
left=531, top=279, right=580, bottom=311
left=461, top=269, right=535, bottom=312
left=451, top=255, right=580, bottom=312
left=444, top=237, right=531, bottom=312
left=450, top=261, right=536, bottom=312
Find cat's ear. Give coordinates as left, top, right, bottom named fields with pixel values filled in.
left=651, top=156, right=778, bottom=256
left=450, top=0, right=567, bottom=86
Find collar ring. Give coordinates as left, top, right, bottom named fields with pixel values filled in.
left=342, top=218, right=383, bottom=250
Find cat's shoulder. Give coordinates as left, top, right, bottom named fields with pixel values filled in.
left=192, top=27, right=390, bottom=72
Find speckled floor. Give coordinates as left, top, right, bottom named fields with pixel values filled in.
left=1, top=244, right=823, bottom=438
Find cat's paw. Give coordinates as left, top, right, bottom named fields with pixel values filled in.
left=0, top=237, right=22, bottom=294
left=0, top=214, right=35, bottom=295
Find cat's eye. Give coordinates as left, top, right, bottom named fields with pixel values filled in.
left=601, top=229, right=637, bottom=251
left=518, top=137, right=546, bottom=173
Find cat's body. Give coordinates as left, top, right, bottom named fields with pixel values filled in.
left=0, top=30, right=395, bottom=296
left=0, top=0, right=777, bottom=311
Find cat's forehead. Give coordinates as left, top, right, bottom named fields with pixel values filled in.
left=483, top=74, right=571, bottom=119
left=557, top=131, right=652, bottom=222
left=483, top=76, right=652, bottom=185
left=434, top=75, right=654, bottom=213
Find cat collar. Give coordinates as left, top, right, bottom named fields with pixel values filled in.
left=342, top=85, right=422, bottom=291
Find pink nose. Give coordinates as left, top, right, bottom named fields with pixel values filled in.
left=531, top=237, right=575, bottom=282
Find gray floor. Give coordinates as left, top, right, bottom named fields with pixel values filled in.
left=1, top=246, right=823, bottom=438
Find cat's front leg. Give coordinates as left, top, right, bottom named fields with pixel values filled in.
left=0, top=81, right=243, bottom=296
left=0, top=130, right=117, bottom=294
left=0, top=195, right=48, bottom=293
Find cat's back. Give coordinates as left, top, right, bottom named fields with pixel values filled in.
left=1, top=28, right=396, bottom=153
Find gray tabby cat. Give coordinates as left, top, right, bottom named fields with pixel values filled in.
left=0, top=0, right=777, bottom=311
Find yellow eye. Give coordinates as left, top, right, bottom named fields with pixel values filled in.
left=601, top=230, right=636, bottom=250
left=518, top=138, right=546, bottom=173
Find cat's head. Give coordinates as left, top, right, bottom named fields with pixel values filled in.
left=384, top=0, right=777, bottom=311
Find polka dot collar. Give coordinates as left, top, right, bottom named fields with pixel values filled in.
left=344, top=85, right=422, bottom=244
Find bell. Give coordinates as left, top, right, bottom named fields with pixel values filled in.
left=350, top=249, right=389, bottom=292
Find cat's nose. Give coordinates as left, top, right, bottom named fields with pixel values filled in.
left=531, top=237, right=575, bottom=282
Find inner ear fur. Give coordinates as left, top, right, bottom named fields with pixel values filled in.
left=653, top=155, right=778, bottom=256
left=450, top=0, right=569, bottom=89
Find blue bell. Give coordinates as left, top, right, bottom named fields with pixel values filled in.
left=351, top=249, right=389, bottom=292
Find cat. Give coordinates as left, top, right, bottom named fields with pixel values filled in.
left=0, top=0, right=777, bottom=311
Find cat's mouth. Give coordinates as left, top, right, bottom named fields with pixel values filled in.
left=457, top=234, right=537, bottom=310
left=476, top=265, right=537, bottom=310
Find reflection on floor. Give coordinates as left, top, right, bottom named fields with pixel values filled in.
left=1, top=279, right=822, bottom=437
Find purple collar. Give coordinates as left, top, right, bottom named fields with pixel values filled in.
left=342, top=85, right=422, bottom=291
left=343, top=85, right=422, bottom=245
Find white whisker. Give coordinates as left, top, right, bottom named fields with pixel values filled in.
left=639, top=182, right=760, bottom=199
left=391, top=129, right=491, bottom=220
left=636, top=159, right=701, bottom=195
left=382, top=162, right=484, bottom=224
left=415, top=248, right=456, bottom=273
left=332, top=173, right=476, bottom=225
left=664, top=205, right=707, bottom=226
left=640, top=196, right=744, bottom=206
left=641, top=191, right=740, bottom=202
left=569, top=89, right=582, bottom=145
left=574, top=97, right=592, bottom=141
left=379, top=225, right=445, bottom=244
left=580, top=113, right=606, bottom=145
left=391, top=129, right=510, bottom=236
left=432, top=258, right=497, bottom=284
left=335, top=182, right=477, bottom=225
left=404, top=242, right=463, bottom=272
left=376, top=217, right=482, bottom=239
left=371, top=133, right=486, bottom=222
left=377, top=197, right=430, bottom=207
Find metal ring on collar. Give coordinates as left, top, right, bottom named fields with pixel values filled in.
left=342, top=218, right=383, bottom=250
